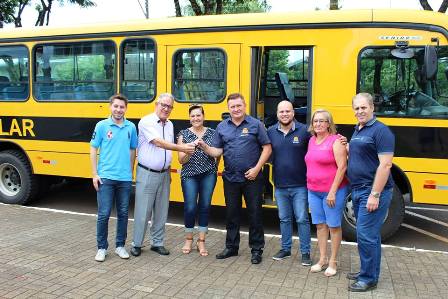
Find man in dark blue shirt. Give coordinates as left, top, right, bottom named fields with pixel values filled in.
left=347, top=93, right=395, bottom=292
left=267, top=101, right=312, bottom=266
left=199, top=93, right=272, bottom=264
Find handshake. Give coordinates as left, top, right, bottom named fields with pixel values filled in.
left=181, top=139, right=207, bottom=155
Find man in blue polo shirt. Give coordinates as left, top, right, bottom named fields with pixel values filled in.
left=267, top=100, right=312, bottom=266
left=90, top=94, right=138, bottom=262
left=198, top=92, right=272, bottom=264
left=347, top=93, right=395, bottom=292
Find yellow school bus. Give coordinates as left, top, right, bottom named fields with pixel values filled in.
left=1, top=9, right=447, bottom=240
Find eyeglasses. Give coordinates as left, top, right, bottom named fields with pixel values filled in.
left=158, top=102, right=174, bottom=110
left=313, top=119, right=329, bottom=123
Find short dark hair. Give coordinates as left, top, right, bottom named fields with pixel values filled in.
left=227, top=92, right=244, bottom=102
left=188, top=105, right=204, bottom=115
left=109, top=94, right=128, bottom=106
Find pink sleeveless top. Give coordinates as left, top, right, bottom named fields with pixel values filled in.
left=304, top=134, right=348, bottom=192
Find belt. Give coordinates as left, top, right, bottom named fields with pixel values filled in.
left=138, top=163, right=169, bottom=173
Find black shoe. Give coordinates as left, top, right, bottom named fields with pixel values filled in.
left=216, top=248, right=238, bottom=259
left=272, top=249, right=291, bottom=261
left=130, top=246, right=141, bottom=257
left=346, top=271, right=360, bottom=280
left=348, top=281, right=377, bottom=292
left=150, top=246, right=170, bottom=255
left=301, top=253, right=312, bottom=266
left=251, top=251, right=262, bottom=264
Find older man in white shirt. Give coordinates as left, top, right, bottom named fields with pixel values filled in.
left=131, top=93, right=195, bottom=257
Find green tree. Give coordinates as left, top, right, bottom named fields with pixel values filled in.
left=175, top=0, right=270, bottom=17
left=0, top=0, right=31, bottom=28
left=35, top=0, right=96, bottom=26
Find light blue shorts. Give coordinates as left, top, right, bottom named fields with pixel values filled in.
left=308, top=185, right=348, bottom=228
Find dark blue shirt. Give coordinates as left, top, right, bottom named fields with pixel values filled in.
left=267, top=121, right=310, bottom=188
left=347, top=117, right=395, bottom=189
left=212, top=115, right=271, bottom=182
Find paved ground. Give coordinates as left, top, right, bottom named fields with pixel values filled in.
left=1, top=204, right=447, bottom=299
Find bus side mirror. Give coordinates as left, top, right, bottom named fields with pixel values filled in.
left=423, top=45, right=438, bottom=80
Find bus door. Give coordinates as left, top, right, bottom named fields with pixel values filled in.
left=165, top=44, right=241, bottom=205
left=251, top=46, right=313, bottom=206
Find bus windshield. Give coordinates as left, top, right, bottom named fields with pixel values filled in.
left=359, top=46, right=448, bottom=118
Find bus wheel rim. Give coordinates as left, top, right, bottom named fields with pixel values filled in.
left=343, top=194, right=356, bottom=228
left=0, top=163, right=22, bottom=197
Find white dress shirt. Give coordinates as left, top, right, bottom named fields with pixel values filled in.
left=137, top=113, right=174, bottom=170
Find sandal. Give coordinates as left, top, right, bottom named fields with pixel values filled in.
left=196, top=238, right=208, bottom=256
left=324, top=261, right=338, bottom=277
left=310, top=262, right=328, bottom=273
left=182, top=236, right=193, bottom=254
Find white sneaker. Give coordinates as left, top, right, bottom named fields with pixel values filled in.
left=115, top=247, right=130, bottom=259
left=95, top=249, right=107, bottom=262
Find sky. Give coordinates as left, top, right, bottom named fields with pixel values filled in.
left=12, top=0, right=446, bottom=28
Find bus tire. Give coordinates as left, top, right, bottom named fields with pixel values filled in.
left=342, top=185, right=405, bottom=242
left=0, top=150, right=38, bottom=205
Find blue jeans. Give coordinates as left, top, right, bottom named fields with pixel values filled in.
left=275, top=186, right=311, bottom=254
left=96, top=178, right=132, bottom=250
left=352, top=185, right=393, bottom=284
left=181, top=172, right=217, bottom=232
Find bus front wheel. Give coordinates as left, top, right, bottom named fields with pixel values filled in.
left=341, top=185, right=405, bottom=242
left=0, top=150, right=38, bottom=205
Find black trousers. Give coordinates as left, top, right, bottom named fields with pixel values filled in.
left=223, top=176, right=265, bottom=252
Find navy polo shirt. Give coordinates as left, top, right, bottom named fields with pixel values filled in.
left=347, top=117, right=395, bottom=189
left=267, top=121, right=310, bottom=188
left=212, top=115, right=271, bottom=183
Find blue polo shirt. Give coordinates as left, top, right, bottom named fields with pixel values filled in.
left=267, top=121, right=310, bottom=188
left=212, top=115, right=271, bottom=183
left=347, top=117, right=395, bottom=189
left=90, top=117, right=138, bottom=182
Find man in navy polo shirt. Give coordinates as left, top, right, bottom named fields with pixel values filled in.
left=198, top=92, right=272, bottom=264
left=347, top=93, right=395, bottom=292
left=267, top=100, right=312, bottom=266
left=90, top=94, right=138, bottom=262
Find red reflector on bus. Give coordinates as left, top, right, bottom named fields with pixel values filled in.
left=423, top=184, right=436, bottom=189
left=43, top=160, right=50, bottom=164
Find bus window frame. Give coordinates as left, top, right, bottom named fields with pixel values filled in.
left=31, top=39, right=118, bottom=103
left=171, top=47, right=227, bottom=104
left=260, top=46, right=312, bottom=105
left=119, top=37, right=157, bottom=103
left=356, top=44, right=448, bottom=120
left=0, top=43, right=30, bottom=102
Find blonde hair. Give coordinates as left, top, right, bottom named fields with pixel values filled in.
left=308, top=109, right=337, bottom=136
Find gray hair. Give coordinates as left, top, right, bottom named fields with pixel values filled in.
left=352, top=92, right=374, bottom=107
left=157, top=93, right=175, bottom=103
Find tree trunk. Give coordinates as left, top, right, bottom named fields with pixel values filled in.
left=174, top=0, right=182, bottom=16
left=419, top=0, right=433, bottom=11
left=330, top=0, right=339, bottom=10
left=189, top=0, right=203, bottom=15
left=203, top=0, right=215, bottom=15
left=438, top=0, right=448, bottom=13
left=216, top=0, right=222, bottom=14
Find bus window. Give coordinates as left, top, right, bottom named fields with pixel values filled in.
left=260, top=48, right=310, bottom=126
left=121, top=39, right=155, bottom=101
left=34, top=41, right=116, bottom=101
left=0, top=46, right=29, bottom=101
left=172, top=49, right=225, bottom=102
left=359, top=46, right=448, bottom=118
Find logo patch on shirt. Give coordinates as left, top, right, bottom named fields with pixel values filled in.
left=293, top=136, right=300, bottom=144
left=107, top=130, right=113, bottom=140
left=91, top=131, right=96, bottom=140
left=240, top=127, right=249, bottom=136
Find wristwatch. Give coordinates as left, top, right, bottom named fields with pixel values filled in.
left=370, top=191, right=381, bottom=198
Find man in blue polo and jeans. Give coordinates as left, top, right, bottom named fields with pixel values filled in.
left=90, top=94, right=138, bottom=262
left=267, top=100, right=312, bottom=266
left=347, top=93, right=395, bottom=292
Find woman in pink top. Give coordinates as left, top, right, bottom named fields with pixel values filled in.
left=305, top=109, right=348, bottom=277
